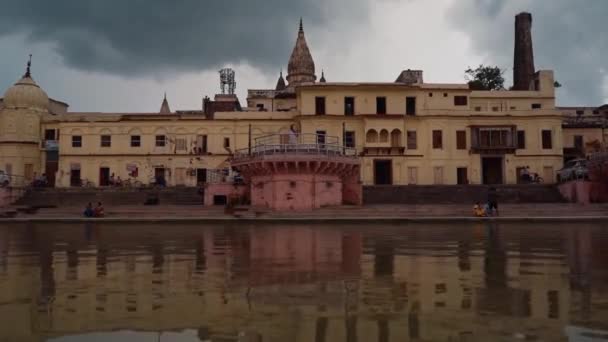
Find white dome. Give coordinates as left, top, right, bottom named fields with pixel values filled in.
left=2, top=76, right=49, bottom=111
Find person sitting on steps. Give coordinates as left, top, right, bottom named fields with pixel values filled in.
left=473, top=202, right=486, bottom=217
left=487, top=187, right=499, bottom=216
left=83, top=202, right=94, bottom=217
left=94, top=202, right=105, bottom=217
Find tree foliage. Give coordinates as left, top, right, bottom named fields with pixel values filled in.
left=465, top=65, right=505, bottom=91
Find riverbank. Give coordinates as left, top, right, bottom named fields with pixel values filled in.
left=2, top=203, right=608, bottom=222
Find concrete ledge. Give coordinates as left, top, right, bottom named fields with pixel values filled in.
left=3, top=216, right=608, bottom=224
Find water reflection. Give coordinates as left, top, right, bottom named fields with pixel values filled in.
left=0, top=222, right=607, bottom=341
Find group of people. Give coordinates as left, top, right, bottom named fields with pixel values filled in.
left=109, top=173, right=123, bottom=187
left=83, top=202, right=105, bottom=218
left=32, top=173, right=48, bottom=187
left=519, top=166, right=542, bottom=183
left=473, top=187, right=499, bottom=217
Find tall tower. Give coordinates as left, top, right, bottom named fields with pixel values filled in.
left=0, top=56, right=47, bottom=183
left=513, top=12, right=535, bottom=91
left=286, top=18, right=316, bottom=86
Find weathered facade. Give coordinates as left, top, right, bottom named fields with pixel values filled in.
left=0, top=14, right=604, bottom=188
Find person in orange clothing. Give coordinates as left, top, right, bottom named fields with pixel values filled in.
left=473, top=203, right=486, bottom=217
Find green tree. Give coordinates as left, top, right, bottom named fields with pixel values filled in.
left=465, top=65, right=505, bottom=91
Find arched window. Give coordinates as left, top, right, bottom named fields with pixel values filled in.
left=379, top=129, right=389, bottom=143
left=366, top=129, right=378, bottom=143
left=391, top=129, right=402, bottom=147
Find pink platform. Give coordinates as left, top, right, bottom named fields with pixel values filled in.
left=233, top=154, right=361, bottom=211
left=225, top=133, right=362, bottom=211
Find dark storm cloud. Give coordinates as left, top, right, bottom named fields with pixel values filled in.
left=0, top=0, right=369, bottom=76
left=448, top=0, right=608, bottom=105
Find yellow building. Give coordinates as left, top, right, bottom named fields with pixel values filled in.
left=0, top=15, right=585, bottom=188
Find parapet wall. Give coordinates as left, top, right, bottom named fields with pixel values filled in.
left=0, top=187, right=27, bottom=207
left=558, top=181, right=608, bottom=204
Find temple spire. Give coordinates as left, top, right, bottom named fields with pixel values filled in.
left=275, top=69, right=286, bottom=91
left=320, top=70, right=326, bottom=83
left=24, top=54, right=32, bottom=78
left=160, top=92, right=171, bottom=114
left=287, top=18, right=316, bottom=86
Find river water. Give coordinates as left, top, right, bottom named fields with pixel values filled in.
left=0, top=222, right=607, bottom=342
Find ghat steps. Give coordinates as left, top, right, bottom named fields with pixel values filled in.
left=363, top=185, right=566, bottom=205
left=15, top=187, right=203, bottom=207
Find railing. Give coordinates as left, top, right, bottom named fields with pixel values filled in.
left=232, top=133, right=357, bottom=162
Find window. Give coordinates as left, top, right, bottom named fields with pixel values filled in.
left=407, top=131, right=417, bottom=149
left=492, top=106, right=500, bottom=112
left=155, top=135, right=166, bottom=147
left=408, top=167, right=418, bottom=185
left=315, top=97, right=326, bottom=115
left=223, top=137, right=230, bottom=148
left=429, top=93, right=433, bottom=97
left=256, top=103, right=265, bottom=111
left=542, top=130, right=552, bottom=149
left=344, top=131, right=355, bottom=148
left=454, top=96, right=468, bottom=106
left=433, top=166, right=444, bottom=185
left=316, top=130, right=326, bottom=145
left=476, top=128, right=512, bottom=148
left=344, top=97, right=355, bottom=116
left=457, top=167, right=468, bottom=185
left=456, top=130, right=466, bottom=150
left=406, top=97, right=416, bottom=116
left=474, top=106, right=482, bottom=112
left=593, top=110, right=600, bottom=115
left=176, top=138, right=187, bottom=151
left=432, top=130, right=443, bottom=149
left=532, top=103, right=542, bottom=109
left=376, top=97, right=387, bottom=115
left=130, top=135, right=141, bottom=147
left=576, top=110, right=584, bottom=115
left=510, top=106, right=516, bottom=110
left=197, top=135, right=208, bottom=153
left=517, top=130, right=526, bottom=149
left=44, top=129, right=56, bottom=141
left=100, top=135, right=111, bottom=147
left=72, top=135, right=82, bottom=148
left=574, top=135, right=583, bottom=150
left=443, top=93, right=448, bottom=97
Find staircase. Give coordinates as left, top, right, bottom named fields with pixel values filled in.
left=15, top=187, right=203, bottom=207
left=363, top=185, right=566, bottom=205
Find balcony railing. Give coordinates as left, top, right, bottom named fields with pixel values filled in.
left=470, top=126, right=517, bottom=153
left=232, top=133, right=357, bottom=162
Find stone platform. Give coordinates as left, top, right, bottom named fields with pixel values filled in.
left=4, top=203, right=608, bottom=221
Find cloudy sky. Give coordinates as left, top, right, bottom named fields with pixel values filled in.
left=0, top=0, right=606, bottom=112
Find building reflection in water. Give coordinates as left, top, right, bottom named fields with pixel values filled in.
left=0, top=222, right=607, bottom=341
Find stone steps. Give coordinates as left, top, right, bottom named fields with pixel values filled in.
left=363, top=185, right=566, bottom=205
left=15, top=187, right=203, bottom=207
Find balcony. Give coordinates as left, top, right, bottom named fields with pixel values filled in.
left=470, top=126, right=517, bottom=154
left=363, top=129, right=404, bottom=155
left=232, top=133, right=358, bottom=163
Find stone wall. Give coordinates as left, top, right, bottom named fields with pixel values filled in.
left=0, top=187, right=27, bottom=207
left=558, top=181, right=608, bottom=204
left=15, top=187, right=202, bottom=207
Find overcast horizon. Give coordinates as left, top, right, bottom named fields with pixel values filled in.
left=0, top=0, right=606, bottom=112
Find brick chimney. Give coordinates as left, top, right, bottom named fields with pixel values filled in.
left=513, top=12, right=535, bottom=90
